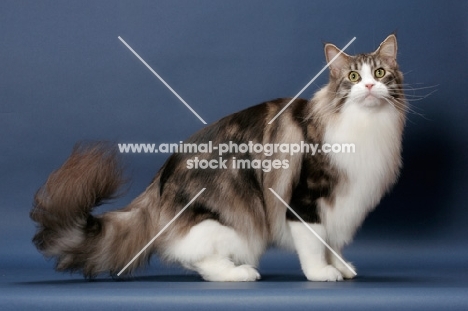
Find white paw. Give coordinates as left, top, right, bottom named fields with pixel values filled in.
left=305, top=265, right=343, bottom=282
left=227, top=264, right=261, bottom=282
left=334, top=261, right=356, bottom=279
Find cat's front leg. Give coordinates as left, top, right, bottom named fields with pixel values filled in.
left=288, top=221, right=343, bottom=281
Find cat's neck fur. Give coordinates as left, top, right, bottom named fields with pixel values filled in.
left=311, top=85, right=405, bottom=248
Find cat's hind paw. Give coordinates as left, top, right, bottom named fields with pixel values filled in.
left=199, top=263, right=261, bottom=282
left=305, top=265, right=343, bottom=282
left=226, top=264, right=261, bottom=282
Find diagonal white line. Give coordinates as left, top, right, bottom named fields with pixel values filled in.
left=268, top=188, right=357, bottom=276
left=117, top=188, right=206, bottom=276
left=118, top=36, right=207, bottom=125
left=268, top=37, right=357, bottom=124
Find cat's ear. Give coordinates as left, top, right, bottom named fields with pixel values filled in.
left=376, top=34, right=398, bottom=68
left=324, top=43, right=350, bottom=78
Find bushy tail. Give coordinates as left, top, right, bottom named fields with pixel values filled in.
left=30, top=142, right=158, bottom=278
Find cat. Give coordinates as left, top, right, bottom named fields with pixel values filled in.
left=30, top=34, right=406, bottom=282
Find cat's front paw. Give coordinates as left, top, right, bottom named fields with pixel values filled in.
left=334, top=261, right=356, bottom=279
left=305, top=265, right=343, bottom=282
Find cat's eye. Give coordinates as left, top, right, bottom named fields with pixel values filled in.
left=348, top=71, right=360, bottom=82
left=375, top=68, right=386, bottom=78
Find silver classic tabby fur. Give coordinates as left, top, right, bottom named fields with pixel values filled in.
left=31, top=34, right=406, bottom=282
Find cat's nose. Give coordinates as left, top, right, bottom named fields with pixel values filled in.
left=365, top=84, right=375, bottom=90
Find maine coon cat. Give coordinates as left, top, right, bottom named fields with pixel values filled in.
left=31, top=34, right=406, bottom=282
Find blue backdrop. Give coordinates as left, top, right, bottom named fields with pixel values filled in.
left=1, top=1, right=467, bottom=310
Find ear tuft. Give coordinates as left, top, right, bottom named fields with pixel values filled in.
left=377, top=34, right=398, bottom=67
left=324, top=43, right=349, bottom=78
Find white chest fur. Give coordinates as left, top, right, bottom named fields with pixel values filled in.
left=321, top=102, right=402, bottom=248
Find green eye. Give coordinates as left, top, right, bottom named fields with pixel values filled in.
left=348, top=71, right=360, bottom=82
left=375, top=68, right=386, bottom=78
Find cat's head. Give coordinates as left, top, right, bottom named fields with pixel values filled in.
left=324, top=34, right=405, bottom=110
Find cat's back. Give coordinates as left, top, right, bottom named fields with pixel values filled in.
left=185, top=98, right=310, bottom=145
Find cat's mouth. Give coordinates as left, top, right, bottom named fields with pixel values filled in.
left=365, top=88, right=382, bottom=98
left=361, top=93, right=384, bottom=107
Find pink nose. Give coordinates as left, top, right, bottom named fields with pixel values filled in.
left=365, top=84, right=374, bottom=90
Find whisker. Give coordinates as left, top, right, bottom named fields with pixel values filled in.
left=386, top=97, right=430, bottom=121
left=381, top=97, right=418, bottom=124
left=404, top=90, right=437, bottom=101
left=390, top=85, right=439, bottom=92
left=400, top=94, right=428, bottom=98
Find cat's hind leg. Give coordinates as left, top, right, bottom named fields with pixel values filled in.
left=288, top=221, right=343, bottom=281
left=166, top=219, right=262, bottom=282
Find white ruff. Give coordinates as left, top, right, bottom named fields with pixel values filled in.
left=322, top=98, right=402, bottom=249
